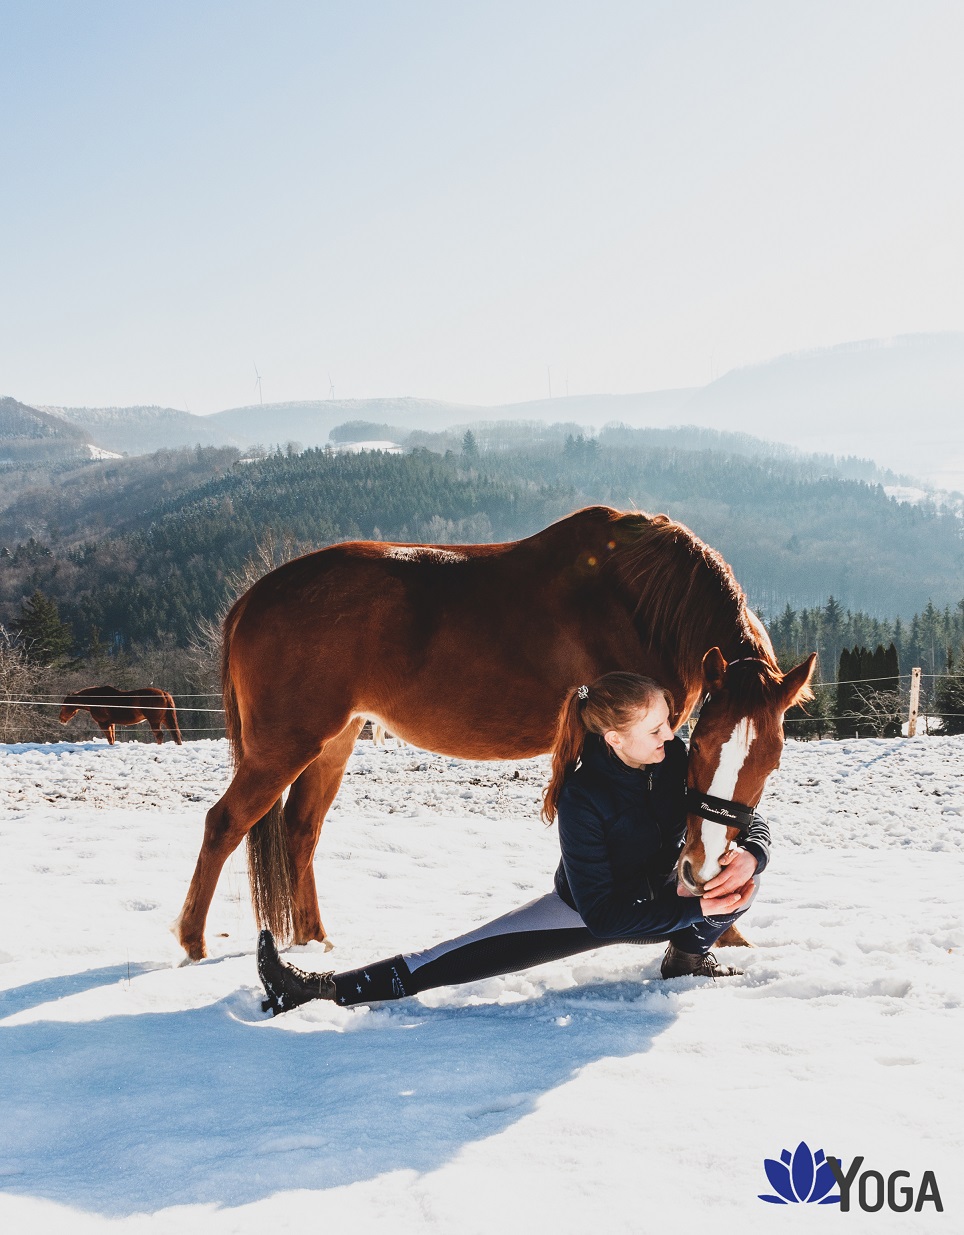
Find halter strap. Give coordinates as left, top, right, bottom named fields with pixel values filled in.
left=685, top=788, right=755, bottom=838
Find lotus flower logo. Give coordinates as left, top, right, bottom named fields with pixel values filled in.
left=759, top=1142, right=841, bottom=1205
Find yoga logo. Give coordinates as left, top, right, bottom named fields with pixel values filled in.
left=758, top=1144, right=945, bottom=1213
left=758, top=1142, right=840, bottom=1205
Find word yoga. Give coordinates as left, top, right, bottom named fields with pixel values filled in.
left=827, top=1157, right=943, bottom=1214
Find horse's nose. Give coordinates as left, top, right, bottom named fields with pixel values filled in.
left=679, top=859, right=700, bottom=892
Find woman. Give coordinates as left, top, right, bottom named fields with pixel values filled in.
left=257, top=672, right=768, bottom=1015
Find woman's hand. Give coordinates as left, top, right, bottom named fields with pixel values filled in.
left=699, top=847, right=758, bottom=916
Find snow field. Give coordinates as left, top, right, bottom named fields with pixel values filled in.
left=1, top=735, right=962, bottom=1233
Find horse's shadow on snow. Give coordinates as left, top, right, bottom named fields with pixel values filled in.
left=0, top=967, right=678, bottom=1216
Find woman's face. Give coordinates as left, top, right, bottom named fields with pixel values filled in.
left=604, top=697, right=674, bottom=768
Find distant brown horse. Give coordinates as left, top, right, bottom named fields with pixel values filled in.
left=176, top=505, right=815, bottom=962
left=60, top=686, right=183, bottom=745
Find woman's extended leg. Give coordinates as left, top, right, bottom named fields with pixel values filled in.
left=258, top=886, right=750, bottom=1014
left=259, top=891, right=594, bottom=1013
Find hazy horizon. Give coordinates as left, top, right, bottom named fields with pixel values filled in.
left=28, top=329, right=964, bottom=417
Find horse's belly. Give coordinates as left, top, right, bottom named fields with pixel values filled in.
left=366, top=701, right=553, bottom=762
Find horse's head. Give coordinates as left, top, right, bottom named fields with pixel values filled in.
left=59, top=699, right=79, bottom=723
left=677, top=647, right=816, bottom=896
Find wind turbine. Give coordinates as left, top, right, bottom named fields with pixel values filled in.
left=328, top=372, right=335, bottom=400
left=253, top=362, right=263, bottom=405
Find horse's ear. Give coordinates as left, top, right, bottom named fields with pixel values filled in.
left=702, top=647, right=727, bottom=693
left=781, top=653, right=817, bottom=707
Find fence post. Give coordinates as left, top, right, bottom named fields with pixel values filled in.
left=907, top=667, right=922, bottom=737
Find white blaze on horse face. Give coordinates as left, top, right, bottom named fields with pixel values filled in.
left=697, top=718, right=756, bottom=882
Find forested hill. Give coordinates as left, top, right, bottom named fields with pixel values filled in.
left=0, top=438, right=960, bottom=656
left=0, top=396, right=93, bottom=463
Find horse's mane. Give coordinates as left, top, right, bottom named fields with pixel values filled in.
left=610, top=512, right=775, bottom=676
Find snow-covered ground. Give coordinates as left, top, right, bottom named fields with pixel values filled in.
left=1, top=735, right=962, bottom=1233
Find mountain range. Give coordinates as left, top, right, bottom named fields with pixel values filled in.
left=3, top=332, right=963, bottom=492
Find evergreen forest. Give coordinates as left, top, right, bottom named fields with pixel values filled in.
left=1, top=427, right=962, bottom=741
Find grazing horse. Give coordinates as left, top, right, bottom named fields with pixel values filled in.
left=60, top=686, right=183, bottom=745
left=176, top=504, right=816, bottom=962
left=680, top=647, right=815, bottom=900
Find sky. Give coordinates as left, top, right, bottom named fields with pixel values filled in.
left=2, top=1, right=964, bottom=413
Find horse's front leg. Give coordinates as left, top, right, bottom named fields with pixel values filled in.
left=284, top=717, right=365, bottom=947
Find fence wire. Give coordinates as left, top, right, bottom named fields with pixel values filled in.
left=2, top=670, right=951, bottom=710
left=2, top=672, right=962, bottom=743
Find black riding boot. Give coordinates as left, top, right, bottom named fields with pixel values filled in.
left=660, top=941, right=743, bottom=979
left=258, top=929, right=336, bottom=1015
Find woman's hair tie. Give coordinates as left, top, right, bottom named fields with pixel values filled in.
left=577, top=684, right=589, bottom=700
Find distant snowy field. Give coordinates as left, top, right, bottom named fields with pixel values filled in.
left=1, top=736, right=962, bottom=1233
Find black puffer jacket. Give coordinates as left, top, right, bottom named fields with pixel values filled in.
left=553, top=733, right=770, bottom=939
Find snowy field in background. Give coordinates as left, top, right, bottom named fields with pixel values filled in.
left=1, top=735, right=962, bottom=1234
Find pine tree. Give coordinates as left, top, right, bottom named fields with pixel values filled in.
left=836, top=647, right=857, bottom=738
left=854, top=645, right=875, bottom=735
left=891, top=618, right=906, bottom=669
left=774, top=603, right=797, bottom=662
left=883, top=642, right=902, bottom=736
left=935, top=643, right=964, bottom=735
left=919, top=601, right=941, bottom=674
left=12, top=590, right=73, bottom=665
left=822, top=596, right=845, bottom=675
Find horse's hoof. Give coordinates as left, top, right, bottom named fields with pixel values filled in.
left=175, top=941, right=206, bottom=965
left=292, top=931, right=335, bottom=952
left=295, top=936, right=335, bottom=953
left=176, top=936, right=207, bottom=963
left=715, top=924, right=754, bottom=948
left=170, top=908, right=206, bottom=961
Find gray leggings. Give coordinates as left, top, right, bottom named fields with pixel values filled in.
left=330, top=888, right=746, bottom=1007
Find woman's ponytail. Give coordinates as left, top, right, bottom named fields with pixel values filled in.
left=541, top=687, right=590, bottom=823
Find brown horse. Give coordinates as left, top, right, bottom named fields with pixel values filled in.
left=60, top=686, right=183, bottom=745
left=176, top=504, right=815, bottom=961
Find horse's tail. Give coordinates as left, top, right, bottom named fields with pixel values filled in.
left=247, top=798, right=294, bottom=941
left=163, top=692, right=183, bottom=744
left=222, top=592, right=294, bottom=942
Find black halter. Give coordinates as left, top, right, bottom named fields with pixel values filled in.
left=684, top=788, right=755, bottom=839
